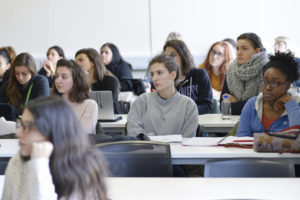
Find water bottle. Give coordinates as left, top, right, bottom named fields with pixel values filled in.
left=222, top=95, right=231, bottom=120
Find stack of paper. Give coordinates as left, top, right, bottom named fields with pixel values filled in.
left=182, top=137, right=223, bottom=146
left=148, top=135, right=182, bottom=143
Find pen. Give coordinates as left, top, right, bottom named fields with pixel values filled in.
left=233, top=140, right=253, bottom=142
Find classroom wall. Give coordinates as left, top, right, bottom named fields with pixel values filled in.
left=1, top=0, right=300, bottom=70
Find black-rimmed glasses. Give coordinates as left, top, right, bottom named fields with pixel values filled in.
left=262, top=80, right=287, bottom=88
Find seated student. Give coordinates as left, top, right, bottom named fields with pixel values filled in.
left=127, top=54, right=198, bottom=137
left=38, top=46, right=65, bottom=87
left=52, top=59, right=98, bottom=134
left=0, top=46, right=16, bottom=89
left=237, top=52, right=300, bottom=137
left=198, top=41, right=234, bottom=96
left=75, top=48, right=120, bottom=113
left=163, top=39, right=213, bottom=114
left=0, top=53, right=50, bottom=115
left=220, top=32, right=269, bottom=115
left=100, top=43, right=133, bottom=80
left=2, top=96, right=108, bottom=200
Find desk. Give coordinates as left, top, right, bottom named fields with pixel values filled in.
left=0, top=139, right=19, bottom=157
left=170, top=143, right=300, bottom=164
left=198, top=113, right=240, bottom=133
left=107, top=177, right=300, bottom=200
left=100, top=114, right=240, bottom=135
left=101, top=114, right=127, bottom=135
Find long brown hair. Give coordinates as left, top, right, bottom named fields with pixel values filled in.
left=6, top=52, right=36, bottom=109
left=27, top=96, right=108, bottom=199
left=202, top=41, right=234, bottom=90
left=75, top=48, right=115, bottom=82
left=52, top=59, right=90, bottom=103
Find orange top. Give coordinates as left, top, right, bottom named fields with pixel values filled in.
left=262, top=112, right=279, bottom=131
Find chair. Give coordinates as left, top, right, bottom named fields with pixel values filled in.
left=204, top=158, right=295, bottom=177
left=95, top=141, right=173, bottom=177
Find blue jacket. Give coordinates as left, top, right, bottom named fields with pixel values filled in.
left=237, top=92, right=300, bottom=137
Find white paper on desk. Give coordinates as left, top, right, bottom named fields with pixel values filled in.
left=218, top=136, right=254, bottom=145
left=182, top=137, right=223, bottom=146
left=148, top=135, right=182, bottom=143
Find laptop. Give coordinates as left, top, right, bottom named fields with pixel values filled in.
left=89, top=91, right=122, bottom=122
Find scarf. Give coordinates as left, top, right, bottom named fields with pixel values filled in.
left=226, top=51, right=269, bottom=101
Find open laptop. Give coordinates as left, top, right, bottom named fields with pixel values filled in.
left=89, top=91, right=122, bottom=122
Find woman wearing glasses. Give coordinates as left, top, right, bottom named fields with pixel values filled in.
left=2, top=96, right=108, bottom=200
left=198, top=41, right=234, bottom=93
left=220, top=33, right=269, bottom=115
left=237, top=52, right=300, bottom=137
left=163, top=39, right=213, bottom=114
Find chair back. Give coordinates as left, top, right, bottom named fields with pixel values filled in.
left=95, top=141, right=173, bottom=177
left=204, top=158, right=295, bottom=177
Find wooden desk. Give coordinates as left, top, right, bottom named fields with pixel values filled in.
left=198, top=113, right=240, bottom=133
left=107, top=177, right=300, bottom=200
left=0, top=139, right=19, bottom=157
left=170, top=143, right=300, bottom=164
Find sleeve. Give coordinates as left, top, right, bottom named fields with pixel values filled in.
left=236, top=99, right=255, bottom=137
left=181, top=100, right=199, bottom=138
left=220, top=77, right=247, bottom=115
left=2, top=156, right=16, bottom=200
left=27, top=158, right=57, bottom=200
left=196, top=69, right=213, bottom=114
left=126, top=97, right=147, bottom=136
left=80, top=100, right=98, bottom=134
left=285, top=100, right=300, bottom=126
left=32, top=76, right=50, bottom=98
left=0, top=81, right=9, bottom=103
left=118, top=62, right=133, bottom=79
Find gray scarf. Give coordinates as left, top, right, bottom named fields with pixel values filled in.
left=226, top=51, right=269, bottom=101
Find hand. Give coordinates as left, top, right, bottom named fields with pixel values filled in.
left=42, top=60, right=55, bottom=77
left=30, top=141, right=53, bottom=159
left=274, top=93, right=292, bottom=111
left=222, top=93, right=238, bottom=103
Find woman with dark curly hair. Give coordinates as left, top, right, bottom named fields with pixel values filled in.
left=52, top=59, right=98, bottom=134
left=237, top=52, right=300, bottom=136
left=2, top=95, right=108, bottom=200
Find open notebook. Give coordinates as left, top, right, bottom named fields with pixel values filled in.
left=89, top=91, right=122, bottom=122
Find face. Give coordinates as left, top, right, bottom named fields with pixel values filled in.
left=16, top=108, right=48, bottom=156
left=15, top=66, right=32, bottom=86
left=100, top=46, right=113, bottom=65
left=150, top=62, right=176, bottom=93
left=164, top=46, right=182, bottom=70
left=47, top=49, right=62, bottom=65
left=262, top=67, right=290, bottom=102
left=236, top=39, right=260, bottom=65
left=0, top=55, right=10, bottom=78
left=209, top=44, right=225, bottom=69
left=75, top=53, right=94, bottom=73
left=55, top=66, right=74, bottom=95
left=274, top=42, right=287, bottom=53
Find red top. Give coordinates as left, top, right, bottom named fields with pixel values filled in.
left=262, top=112, right=279, bottom=131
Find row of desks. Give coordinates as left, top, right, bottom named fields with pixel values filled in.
left=2, top=139, right=300, bottom=164
left=102, top=113, right=240, bottom=134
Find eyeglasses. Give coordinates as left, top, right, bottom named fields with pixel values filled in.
left=262, top=80, right=287, bottom=88
left=16, top=118, right=36, bottom=133
left=211, top=49, right=224, bottom=58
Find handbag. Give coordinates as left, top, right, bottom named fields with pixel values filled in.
left=253, top=126, right=300, bottom=153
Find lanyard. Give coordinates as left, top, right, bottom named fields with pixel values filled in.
left=24, top=83, right=34, bottom=106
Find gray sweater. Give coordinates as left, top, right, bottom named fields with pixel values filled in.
left=127, top=91, right=198, bottom=138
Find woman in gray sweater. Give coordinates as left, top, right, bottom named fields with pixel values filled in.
left=127, top=54, right=198, bottom=138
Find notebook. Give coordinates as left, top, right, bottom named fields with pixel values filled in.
left=89, top=91, right=122, bottom=122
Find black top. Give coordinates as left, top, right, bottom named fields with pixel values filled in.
left=0, top=74, right=50, bottom=113
left=176, top=68, right=213, bottom=114
left=0, top=69, right=10, bottom=90
left=106, top=61, right=133, bottom=80
left=92, top=75, right=120, bottom=114
left=220, top=76, right=247, bottom=115
left=38, top=68, right=54, bottom=88
left=292, top=57, right=300, bottom=87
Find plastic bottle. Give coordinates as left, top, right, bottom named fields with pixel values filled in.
left=222, top=95, right=231, bottom=120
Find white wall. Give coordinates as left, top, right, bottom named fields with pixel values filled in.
left=1, top=0, right=300, bottom=69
